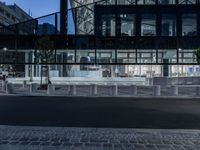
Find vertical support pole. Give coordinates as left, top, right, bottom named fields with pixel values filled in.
left=171, top=85, right=178, bottom=96
left=70, top=84, right=77, bottom=96
left=6, top=83, right=13, bottom=94
left=60, top=0, right=68, bottom=34
left=196, top=86, right=200, bottom=96
left=112, top=84, right=118, bottom=96
left=153, top=85, right=161, bottom=96
left=47, top=84, right=55, bottom=95
left=91, top=84, right=98, bottom=96
left=131, top=85, right=137, bottom=96
left=22, top=81, right=27, bottom=88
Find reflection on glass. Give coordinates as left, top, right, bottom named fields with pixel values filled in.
left=137, top=50, right=157, bottom=63
left=97, top=50, right=115, bottom=63
left=56, top=50, right=75, bottom=63
left=141, top=14, right=156, bottom=36
left=101, top=14, right=116, bottom=36
left=179, top=49, right=196, bottom=63
left=158, top=49, right=177, bottom=63
left=161, top=14, right=176, bottom=36
left=117, top=0, right=136, bottom=4
left=179, top=0, right=196, bottom=4
left=117, top=50, right=136, bottom=63
left=76, top=50, right=95, bottom=63
left=120, top=14, right=135, bottom=36
left=158, top=0, right=176, bottom=4
left=137, top=0, right=156, bottom=4
left=182, top=14, right=197, bottom=36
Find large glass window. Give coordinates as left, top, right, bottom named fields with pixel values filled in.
left=120, top=14, right=135, bottom=36
left=137, top=50, right=157, bottom=63
left=158, top=0, right=176, bottom=4
left=179, top=0, right=196, bottom=4
left=101, top=14, right=116, bottom=36
left=182, top=14, right=197, bottom=36
left=161, top=14, right=176, bottom=36
left=117, top=50, right=136, bottom=63
left=56, top=50, right=75, bottom=63
left=141, top=14, right=156, bottom=36
left=117, top=0, right=136, bottom=4
left=158, top=49, right=177, bottom=63
left=97, top=50, right=115, bottom=63
left=137, top=0, right=156, bottom=5
left=179, top=49, right=196, bottom=63
left=76, top=50, right=95, bottom=63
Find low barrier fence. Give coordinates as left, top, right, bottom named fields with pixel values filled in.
left=1, top=81, right=200, bottom=97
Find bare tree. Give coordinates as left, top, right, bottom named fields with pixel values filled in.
left=35, top=36, right=54, bottom=87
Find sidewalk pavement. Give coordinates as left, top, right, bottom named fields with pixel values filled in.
left=0, top=126, right=200, bottom=150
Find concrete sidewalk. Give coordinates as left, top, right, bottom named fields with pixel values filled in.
left=0, top=125, right=200, bottom=150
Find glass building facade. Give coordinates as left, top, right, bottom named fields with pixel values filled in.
left=0, top=0, right=200, bottom=78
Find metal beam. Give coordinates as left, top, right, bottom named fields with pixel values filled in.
left=60, top=0, right=68, bottom=34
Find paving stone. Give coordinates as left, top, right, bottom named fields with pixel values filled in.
left=0, top=141, right=9, bottom=145
left=156, top=144, right=173, bottom=150
left=73, top=143, right=83, bottom=147
left=145, top=144, right=158, bottom=150
left=0, top=126, right=200, bottom=150
left=51, top=142, right=62, bottom=147
left=19, top=141, right=30, bottom=145
left=30, top=142, right=40, bottom=146
left=62, top=142, right=73, bottom=147
left=85, top=143, right=101, bottom=147
left=103, top=143, right=112, bottom=148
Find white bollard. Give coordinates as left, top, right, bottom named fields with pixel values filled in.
left=112, top=84, right=118, bottom=96
left=171, top=85, right=178, bottom=96
left=66, top=85, right=70, bottom=94
left=153, top=85, right=161, bottom=96
left=22, top=81, right=27, bottom=88
left=47, top=84, right=55, bottom=95
left=2, top=81, right=8, bottom=91
left=196, top=86, right=200, bottom=96
left=6, top=83, right=13, bottom=94
left=91, top=84, right=98, bottom=96
left=130, top=85, right=137, bottom=96
left=70, top=84, right=77, bottom=96
left=30, top=83, right=38, bottom=93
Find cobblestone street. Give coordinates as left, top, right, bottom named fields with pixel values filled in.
left=0, top=126, right=200, bottom=150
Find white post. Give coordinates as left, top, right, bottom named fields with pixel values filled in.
left=22, top=81, right=27, bottom=88
left=25, top=52, right=29, bottom=78
left=196, top=86, right=200, bottom=96
left=6, top=83, right=13, bottom=94
left=2, top=81, right=8, bottom=91
left=70, top=84, right=77, bottom=96
left=171, top=85, right=178, bottom=96
left=47, top=84, right=55, bottom=95
left=130, top=85, right=137, bottom=96
left=153, top=85, right=161, bottom=96
left=30, top=83, right=38, bottom=93
left=66, top=85, right=70, bottom=94
left=91, top=84, right=98, bottom=96
left=112, top=84, right=118, bottom=96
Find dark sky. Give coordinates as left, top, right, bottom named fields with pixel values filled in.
left=2, top=0, right=60, bottom=17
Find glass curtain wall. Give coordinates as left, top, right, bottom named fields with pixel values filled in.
left=119, top=14, right=135, bottom=36
left=141, top=14, right=156, bottom=36
left=101, top=14, right=116, bottom=36
left=182, top=14, right=197, bottom=36
left=161, top=14, right=176, bottom=36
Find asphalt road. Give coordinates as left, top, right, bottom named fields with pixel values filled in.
left=0, top=96, right=200, bottom=129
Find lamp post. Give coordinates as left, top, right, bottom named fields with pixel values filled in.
left=2, top=47, right=7, bottom=72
